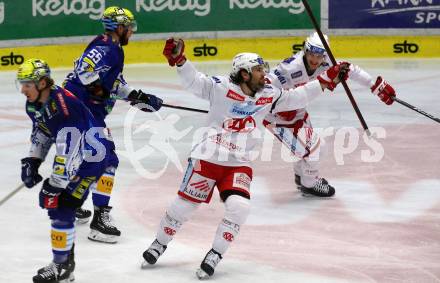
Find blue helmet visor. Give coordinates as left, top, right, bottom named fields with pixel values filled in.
left=308, top=45, right=326, bottom=55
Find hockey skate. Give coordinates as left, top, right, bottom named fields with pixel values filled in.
left=38, top=244, right=75, bottom=275
left=299, top=177, right=335, bottom=197
left=88, top=206, right=121, bottom=244
left=33, top=261, right=74, bottom=283
left=196, top=249, right=222, bottom=280
left=141, top=239, right=167, bottom=268
left=75, top=208, right=91, bottom=224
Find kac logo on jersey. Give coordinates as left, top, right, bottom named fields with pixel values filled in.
left=222, top=116, right=256, bottom=133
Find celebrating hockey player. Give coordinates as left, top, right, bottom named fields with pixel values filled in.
left=17, top=58, right=113, bottom=283
left=264, top=32, right=396, bottom=197
left=62, top=6, right=163, bottom=243
left=141, top=38, right=350, bottom=279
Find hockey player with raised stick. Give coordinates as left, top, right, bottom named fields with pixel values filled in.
left=264, top=32, right=397, bottom=197
left=141, top=38, right=350, bottom=279
left=16, top=58, right=114, bottom=283
left=61, top=6, right=163, bottom=243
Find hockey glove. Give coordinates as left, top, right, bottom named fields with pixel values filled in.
left=128, top=90, right=163, bottom=112
left=163, top=38, right=186, bottom=67
left=39, top=179, right=63, bottom=209
left=317, top=62, right=351, bottom=91
left=21, top=157, right=43, bottom=188
left=371, top=76, right=396, bottom=105
left=87, top=80, right=110, bottom=103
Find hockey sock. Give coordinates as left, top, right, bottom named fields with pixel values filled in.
left=51, top=219, right=75, bottom=264
left=212, top=195, right=250, bottom=255
left=91, top=167, right=115, bottom=207
left=156, top=196, right=199, bottom=245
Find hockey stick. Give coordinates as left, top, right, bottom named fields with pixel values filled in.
left=0, top=183, right=26, bottom=207
left=162, top=103, right=208, bottom=114
left=301, top=0, right=370, bottom=134
left=392, top=97, right=440, bottom=123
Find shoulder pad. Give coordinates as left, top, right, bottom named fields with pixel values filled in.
left=282, top=57, right=296, bottom=64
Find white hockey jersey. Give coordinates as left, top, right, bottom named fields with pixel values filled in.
left=264, top=50, right=375, bottom=124
left=267, top=50, right=374, bottom=90
left=177, top=60, right=325, bottom=166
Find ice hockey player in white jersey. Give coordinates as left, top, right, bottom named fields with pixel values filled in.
left=141, top=38, right=350, bottom=279
left=265, top=32, right=396, bottom=197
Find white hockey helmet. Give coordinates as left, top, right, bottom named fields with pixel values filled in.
left=231, top=52, right=269, bottom=76
left=304, top=32, right=329, bottom=55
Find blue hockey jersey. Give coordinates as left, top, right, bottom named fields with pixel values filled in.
left=26, top=85, right=110, bottom=188
left=63, top=34, right=133, bottom=125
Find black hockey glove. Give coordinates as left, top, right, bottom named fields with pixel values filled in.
left=87, top=80, right=110, bottom=103
left=21, top=157, right=43, bottom=188
left=39, top=179, right=63, bottom=209
left=127, top=90, right=163, bottom=112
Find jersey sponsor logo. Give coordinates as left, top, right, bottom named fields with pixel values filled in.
left=55, top=156, right=66, bottom=164
left=44, top=101, right=58, bottom=119
left=53, top=164, right=65, bottom=176
left=56, top=92, right=69, bottom=116
left=1, top=52, right=24, bottom=66
left=210, top=134, right=243, bottom=152
left=97, top=175, right=114, bottom=194
left=232, top=172, right=251, bottom=192
left=231, top=103, right=258, bottom=116
left=223, top=232, right=234, bottom=242
left=226, top=89, right=245, bottom=101
left=273, top=69, right=287, bottom=85
left=291, top=70, right=303, bottom=79
left=51, top=230, right=67, bottom=249
left=180, top=173, right=215, bottom=202
left=256, top=96, right=273, bottom=105
left=222, top=116, right=256, bottom=133
left=190, top=180, right=211, bottom=192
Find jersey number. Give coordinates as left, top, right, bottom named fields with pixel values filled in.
left=87, top=49, right=102, bottom=64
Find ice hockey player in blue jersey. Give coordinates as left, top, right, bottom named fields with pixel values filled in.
left=63, top=6, right=163, bottom=243
left=17, top=58, right=113, bottom=283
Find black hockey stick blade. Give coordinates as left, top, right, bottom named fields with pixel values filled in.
left=392, top=97, right=440, bottom=124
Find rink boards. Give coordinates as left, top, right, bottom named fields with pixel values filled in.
left=1, top=35, right=439, bottom=71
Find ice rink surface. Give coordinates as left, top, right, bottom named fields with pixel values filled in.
left=1, top=58, right=439, bottom=283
